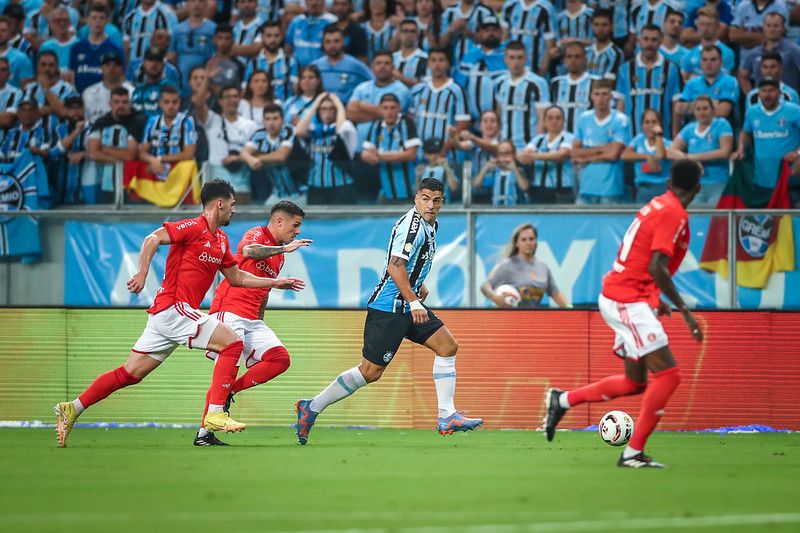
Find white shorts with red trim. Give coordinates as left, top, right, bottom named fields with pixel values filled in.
left=132, top=303, right=221, bottom=362
left=598, top=294, right=669, bottom=360
left=205, top=311, right=284, bottom=367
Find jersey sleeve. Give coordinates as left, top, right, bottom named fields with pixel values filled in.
left=743, top=106, right=755, bottom=134
left=390, top=212, right=423, bottom=260
left=220, top=235, right=237, bottom=270
left=454, top=85, right=471, bottom=123
left=613, top=114, right=631, bottom=144
left=545, top=266, right=559, bottom=297
left=486, top=260, right=511, bottom=289
left=163, top=218, right=205, bottom=244
left=182, top=116, right=198, bottom=146
left=651, top=208, right=686, bottom=258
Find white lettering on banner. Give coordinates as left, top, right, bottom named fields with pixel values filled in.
left=110, top=252, right=159, bottom=305
left=337, top=248, right=385, bottom=307
left=266, top=251, right=318, bottom=306
left=535, top=240, right=595, bottom=307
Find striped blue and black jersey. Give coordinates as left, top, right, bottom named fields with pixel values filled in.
left=0, top=84, right=23, bottom=146
left=0, top=122, right=46, bottom=161
left=526, top=131, right=575, bottom=189
left=486, top=168, right=524, bottom=205
left=247, top=125, right=299, bottom=197
left=256, top=0, right=285, bottom=23
left=362, top=20, right=395, bottom=63
left=595, top=0, right=633, bottom=40
left=363, top=116, right=421, bottom=201
left=393, top=49, right=429, bottom=84
left=367, top=207, right=438, bottom=314
left=493, top=71, right=551, bottom=149
left=550, top=72, right=596, bottom=133
left=142, top=112, right=197, bottom=156
left=63, top=121, right=93, bottom=204
left=442, top=1, right=496, bottom=65
left=282, top=94, right=315, bottom=126
left=557, top=5, right=594, bottom=44
left=585, top=42, right=625, bottom=80
left=9, top=34, right=34, bottom=60
left=233, top=15, right=267, bottom=50
left=616, top=54, right=683, bottom=137
left=501, top=0, right=558, bottom=73
left=22, top=79, right=77, bottom=107
left=305, top=119, right=355, bottom=188
left=456, top=45, right=507, bottom=120
left=244, top=49, right=299, bottom=103
left=409, top=79, right=470, bottom=143
left=86, top=112, right=146, bottom=196
left=123, top=2, right=179, bottom=61
left=628, top=0, right=678, bottom=35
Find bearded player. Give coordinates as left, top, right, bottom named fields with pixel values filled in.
left=194, top=201, right=311, bottom=446
left=54, top=180, right=306, bottom=448
left=544, top=160, right=704, bottom=468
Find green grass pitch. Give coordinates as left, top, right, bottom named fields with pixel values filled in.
left=1, top=428, right=798, bottom=533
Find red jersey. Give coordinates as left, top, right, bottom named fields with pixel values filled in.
left=209, top=226, right=284, bottom=320
left=148, top=216, right=237, bottom=314
left=602, top=191, right=690, bottom=307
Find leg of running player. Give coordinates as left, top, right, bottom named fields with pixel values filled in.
left=202, top=322, right=248, bottom=432
left=231, top=346, right=291, bottom=395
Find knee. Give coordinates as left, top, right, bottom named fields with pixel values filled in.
left=116, top=365, right=143, bottom=386
left=264, top=346, right=291, bottom=374
left=626, top=377, right=647, bottom=394
left=358, top=363, right=384, bottom=383
left=221, top=339, right=244, bottom=357
left=443, top=339, right=458, bottom=357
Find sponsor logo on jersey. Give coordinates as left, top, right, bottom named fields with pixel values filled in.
left=255, top=261, right=279, bottom=277
left=198, top=252, right=223, bottom=264
left=176, top=219, right=197, bottom=231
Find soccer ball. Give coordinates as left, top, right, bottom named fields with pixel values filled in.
left=598, top=410, right=634, bottom=447
left=494, top=284, right=521, bottom=307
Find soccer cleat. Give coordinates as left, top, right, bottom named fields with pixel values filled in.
left=203, top=411, right=246, bottom=433
left=543, top=387, right=567, bottom=442
left=437, top=411, right=483, bottom=435
left=193, top=431, right=229, bottom=446
left=54, top=402, right=78, bottom=448
left=223, top=392, right=235, bottom=414
left=617, top=452, right=666, bottom=468
left=295, top=399, right=318, bottom=445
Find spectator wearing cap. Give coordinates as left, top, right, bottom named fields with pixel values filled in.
left=83, top=52, right=134, bottom=124
left=0, top=57, right=21, bottom=146
left=168, top=0, right=216, bottom=96
left=69, top=3, right=125, bottom=94
left=126, top=30, right=180, bottom=87
left=39, top=7, right=80, bottom=71
left=733, top=76, right=800, bottom=192
left=416, top=137, right=459, bottom=202
left=455, top=16, right=506, bottom=121
left=312, top=26, right=374, bottom=105
left=329, top=0, right=368, bottom=63
left=729, top=0, right=789, bottom=52
left=681, top=8, right=735, bottom=82
left=745, top=50, right=800, bottom=108
left=0, top=15, right=33, bottom=88
left=675, top=44, right=739, bottom=127
left=284, top=0, right=338, bottom=67
left=0, top=99, right=48, bottom=161
left=2, top=4, right=33, bottom=60
left=23, top=0, right=80, bottom=50
left=393, top=18, right=429, bottom=89
left=131, top=47, right=174, bottom=117
left=360, top=92, right=420, bottom=203
left=739, top=12, right=800, bottom=95
left=206, top=24, right=246, bottom=96
left=122, top=0, right=179, bottom=63
left=244, top=22, right=299, bottom=104
left=23, top=51, right=77, bottom=119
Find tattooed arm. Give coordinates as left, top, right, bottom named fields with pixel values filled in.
left=242, top=239, right=313, bottom=259
left=387, top=255, right=429, bottom=324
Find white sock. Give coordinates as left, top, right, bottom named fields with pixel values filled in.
left=198, top=427, right=211, bottom=437
left=558, top=392, right=571, bottom=409
left=433, top=355, right=456, bottom=418
left=310, top=366, right=367, bottom=413
left=623, top=446, right=641, bottom=459
left=208, top=404, right=224, bottom=414
left=71, top=398, right=85, bottom=416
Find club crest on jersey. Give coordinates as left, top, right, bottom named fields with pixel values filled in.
left=383, top=351, right=394, bottom=363
left=738, top=214, right=773, bottom=259
left=0, top=171, right=24, bottom=224
left=778, top=117, right=786, bottom=127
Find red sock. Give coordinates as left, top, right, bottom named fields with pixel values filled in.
left=78, top=365, right=141, bottom=409
left=232, top=347, right=291, bottom=394
left=206, top=340, right=244, bottom=406
left=567, top=374, right=647, bottom=407
left=629, top=366, right=681, bottom=451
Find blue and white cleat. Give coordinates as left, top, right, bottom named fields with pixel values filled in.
left=295, top=399, right=318, bottom=445
left=438, top=411, right=483, bottom=435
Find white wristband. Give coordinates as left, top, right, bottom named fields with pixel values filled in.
left=409, top=300, right=424, bottom=311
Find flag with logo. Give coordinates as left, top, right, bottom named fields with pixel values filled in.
left=123, top=159, right=201, bottom=208
left=699, top=159, right=795, bottom=289
left=0, top=150, right=49, bottom=263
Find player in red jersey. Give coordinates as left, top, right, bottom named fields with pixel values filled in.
left=53, top=180, right=305, bottom=448
left=194, top=201, right=311, bottom=446
left=543, top=160, right=704, bottom=468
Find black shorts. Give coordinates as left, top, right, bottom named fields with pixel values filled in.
left=362, top=307, right=445, bottom=366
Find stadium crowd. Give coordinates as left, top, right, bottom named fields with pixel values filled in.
left=2, top=0, right=800, bottom=206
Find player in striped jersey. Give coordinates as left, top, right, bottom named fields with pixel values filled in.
left=441, top=0, right=496, bottom=66
left=501, top=0, right=558, bottom=75
left=519, top=105, right=575, bottom=203
left=362, top=0, right=396, bottom=63
left=295, top=91, right=358, bottom=203
left=361, top=93, right=420, bottom=202
left=295, top=177, right=484, bottom=445
left=139, top=85, right=197, bottom=180
left=626, top=0, right=678, bottom=56
left=455, top=17, right=506, bottom=120
left=473, top=139, right=530, bottom=205
left=244, top=22, right=299, bottom=103
left=616, top=25, right=682, bottom=138
left=393, top=19, right=429, bottom=88
left=585, top=9, right=624, bottom=80
left=744, top=51, right=800, bottom=108
left=242, top=104, right=302, bottom=202
left=550, top=42, right=597, bottom=133
left=231, top=0, right=267, bottom=61
left=0, top=58, right=22, bottom=146
left=122, top=0, right=179, bottom=63
left=492, top=41, right=550, bottom=150
left=409, top=48, right=470, bottom=145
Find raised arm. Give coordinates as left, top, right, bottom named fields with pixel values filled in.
left=242, top=239, right=312, bottom=258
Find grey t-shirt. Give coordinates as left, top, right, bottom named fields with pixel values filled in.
left=487, top=255, right=559, bottom=308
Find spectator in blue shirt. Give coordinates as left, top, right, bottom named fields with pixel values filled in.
left=285, top=0, right=338, bottom=66
left=39, top=7, right=79, bottom=70
left=672, top=95, right=733, bottom=205
left=675, top=44, right=739, bottom=126
left=126, top=29, right=180, bottom=87
left=312, top=26, right=374, bottom=105
left=131, top=46, right=173, bottom=117
left=167, top=0, right=216, bottom=96
left=0, top=15, right=33, bottom=88
left=738, top=12, right=800, bottom=96
left=745, top=50, right=800, bottom=108
left=729, top=0, right=789, bottom=52
left=681, top=8, right=736, bottom=81
left=69, top=3, right=124, bottom=94
left=622, top=108, right=672, bottom=203
left=685, top=0, right=733, bottom=38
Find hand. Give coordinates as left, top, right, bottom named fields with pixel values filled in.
left=449, top=18, right=467, bottom=33
left=730, top=149, right=744, bottom=161
left=282, top=239, right=313, bottom=253
left=646, top=156, right=662, bottom=173
left=493, top=294, right=511, bottom=308
left=73, top=120, right=85, bottom=133
left=246, top=158, right=263, bottom=170
left=418, top=284, right=429, bottom=303
left=36, top=72, right=53, bottom=89
left=126, top=271, right=147, bottom=294
left=68, top=152, right=85, bottom=164
left=656, top=300, right=672, bottom=317
left=682, top=309, right=703, bottom=342
left=651, top=125, right=663, bottom=137
left=391, top=68, right=403, bottom=80
left=222, top=154, right=240, bottom=166
left=274, top=277, right=306, bottom=291
left=411, top=307, right=429, bottom=324
left=149, top=159, right=165, bottom=175
left=486, top=158, right=497, bottom=169
left=784, top=150, right=800, bottom=163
